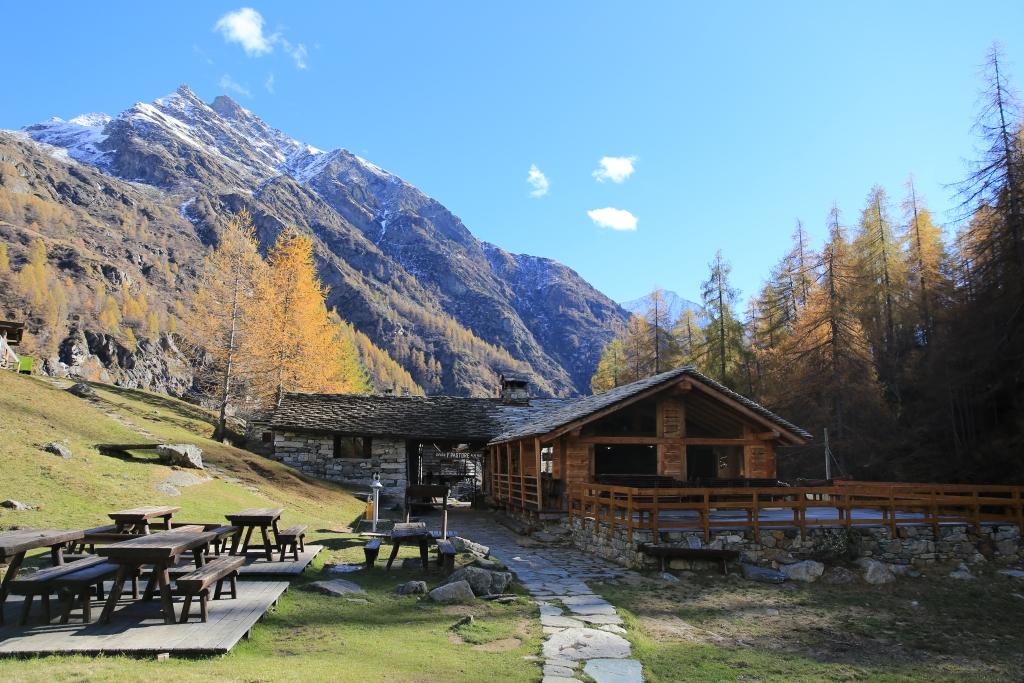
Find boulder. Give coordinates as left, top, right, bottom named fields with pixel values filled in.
left=42, top=441, right=73, bottom=459
left=822, top=567, right=857, bottom=585
left=856, top=558, right=896, bottom=585
left=429, top=580, right=476, bottom=603
left=1, top=500, right=34, bottom=510
left=156, top=444, right=203, bottom=469
left=780, top=560, right=825, bottom=583
left=396, top=580, right=428, bottom=595
left=889, top=564, right=922, bottom=578
left=949, top=563, right=975, bottom=580
left=473, top=557, right=506, bottom=571
left=440, top=565, right=512, bottom=596
left=451, top=536, right=489, bottom=557
left=66, top=382, right=94, bottom=398
left=740, top=563, right=787, bottom=583
left=306, top=579, right=367, bottom=597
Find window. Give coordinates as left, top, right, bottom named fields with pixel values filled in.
left=541, top=446, right=554, bottom=474
left=332, top=435, right=371, bottom=459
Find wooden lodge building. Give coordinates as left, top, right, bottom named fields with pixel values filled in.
left=266, top=366, right=811, bottom=512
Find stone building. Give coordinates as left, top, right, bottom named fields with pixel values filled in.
left=266, top=368, right=810, bottom=511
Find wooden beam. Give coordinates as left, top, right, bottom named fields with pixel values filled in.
left=534, top=437, right=542, bottom=511
left=578, top=436, right=680, bottom=445
left=543, top=378, right=692, bottom=443
left=756, top=431, right=781, bottom=440
left=686, top=379, right=807, bottom=445
left=684, top=437, right=766, bottom=446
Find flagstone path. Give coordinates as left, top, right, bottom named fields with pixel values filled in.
left=456, top=513, right=645, bottom=683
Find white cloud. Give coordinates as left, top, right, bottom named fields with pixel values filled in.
left=587, top=207, right=637, bottom=231
left=264, top=73, right=275, bottom=94
left=214, top=8, right=272, bottom=56
left=213, top=8, right=308, bottom=69
left=219, top=74, right=252, bottom=98
left=280, top=38, right=308, bottom=70
left=526, top=164, right=550, bottom=198
left=592, top=155, right=637, bottom=183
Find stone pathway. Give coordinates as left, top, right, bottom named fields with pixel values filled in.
left=456, top=514, right=645, bottom=683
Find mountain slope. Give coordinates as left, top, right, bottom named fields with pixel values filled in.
left=6, top=84, right=628, bottom=396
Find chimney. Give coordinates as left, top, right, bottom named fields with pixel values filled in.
left=499, top=375, right=530, bottom=405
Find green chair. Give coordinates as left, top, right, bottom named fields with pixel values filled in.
left=17, top=356, right=33, bottom=374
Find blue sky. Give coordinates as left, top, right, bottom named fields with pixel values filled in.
left=2, top=2, right=1023, bottom=305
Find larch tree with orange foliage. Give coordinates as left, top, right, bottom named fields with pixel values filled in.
left=255, top=227, right=359, bottom=404
left=186, top=209, right=267, bottom=441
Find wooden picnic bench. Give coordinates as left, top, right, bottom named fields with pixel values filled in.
left=52, top=561, right=121, bottom=624
left=108, top=505, right=180, bottom=534
left=436, top=539, right=456, bottom=574
left=0, top=528, right=85, bottom=625
left=168, top=522, right=239, bottom=556
left=175, top=555, right=245, bottom=623
left=225, top=508, right=284, bottom=561
left=276, top=524, right=307, bottom=562
left=7, top=556, right=115, bottom=625
left=386, top=522, right=434, bottom=570
left=363, top=538, right=382, bottom=568
left=639, top=543, right=739, bottom=574
left=96, top=527, right=217, bottom=624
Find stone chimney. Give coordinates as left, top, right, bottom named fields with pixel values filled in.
left=499, top=375, right=530, bottom=405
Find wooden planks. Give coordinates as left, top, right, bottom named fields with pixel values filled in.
left=0, top=581, right=289, bottom=656
left=0, top=529, right=84, bottom=560
left=108, top=506, right=180, bottom=522
left=96, top=530, right=217, bottom=562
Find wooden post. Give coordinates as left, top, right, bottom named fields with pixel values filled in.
left=702, top=491, right=710, bottom=544
left=518, top=440, right=526, bottom=511
left=535, top=438, right=542, bottom=511
left=752, top=491, right=760, bottom=539
left=505, top=443, right=512, bottom=508
left=627, top=489, right=634, bottom=544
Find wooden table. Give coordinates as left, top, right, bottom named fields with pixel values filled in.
left=225, top=508, right=284, bottom=561
left=108, top=506, right=181, bottom=534
left=96, top=528, right=216, bottom=624
left=385, top=522, right=434, bottom=570
left=0, top=529, right=85, bottom=625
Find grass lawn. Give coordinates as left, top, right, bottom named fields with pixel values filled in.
left=0, top=372, right=542, bottom=682
left=593, top=566, right=1024, bottom=683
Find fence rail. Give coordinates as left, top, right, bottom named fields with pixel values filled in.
left=491, top=472, right=540, bottom=510
left=567, top=480, right=1024, bottom=544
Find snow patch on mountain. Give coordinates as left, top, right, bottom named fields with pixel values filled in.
left=22, top=114, right=111, bottom=167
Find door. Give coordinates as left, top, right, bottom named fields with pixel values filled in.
left=686, top=446, right=717, bottom=480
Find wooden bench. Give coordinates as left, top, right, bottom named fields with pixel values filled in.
left=175, top=555, right=245, bottom=623
left=276, top=524, right=307, bottom=562
left=7, top=556, right=106, bottom=625
left=639, top=544, right=740, bottom=575
left=436, top=540, right=456, bottom=574
left=207, top=525, right=240, bottom=556
left=363, top=539, right=382, bottom=568
left=52, top=561, right=120, bottom=624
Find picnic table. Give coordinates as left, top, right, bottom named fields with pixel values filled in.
left=225, top=508, right=283, bottom=561
left=108, top=505, right=180, bottom=534
left=385, top=522, right=434, bottom=570
left=0, top=529, right=85, bottom=625
left=96, top=526, right=216, bottom=624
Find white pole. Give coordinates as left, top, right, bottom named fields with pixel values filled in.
left=824, top=428, right=832, bottom=480
left=371, top=473, right=383, bottom=533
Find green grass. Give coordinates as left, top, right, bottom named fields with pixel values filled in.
left=0, top=372, right=543, bottom=681
left=594, top=570, right=1024, bottom=683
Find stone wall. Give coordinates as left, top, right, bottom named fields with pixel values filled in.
left=272, top=431, right=407, bottom=504
left=567, top=517, right=1022, bottom=570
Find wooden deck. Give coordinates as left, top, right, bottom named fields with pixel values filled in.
left=0, top=580, right=288, bottom=656
left=233, top=544, right=323, bottom=577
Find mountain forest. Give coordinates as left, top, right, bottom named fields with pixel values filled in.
left=592, top=45, right=1024, bottom=485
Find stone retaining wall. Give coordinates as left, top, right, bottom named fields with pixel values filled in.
left=567, top=517, right=1022, bottom=570
left=272, top=431, right=407, bottom=503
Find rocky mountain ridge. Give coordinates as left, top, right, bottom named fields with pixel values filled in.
left=3, top=84, right=628, bottom=396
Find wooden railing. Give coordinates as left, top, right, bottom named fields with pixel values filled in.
left=491, top=472, right=541, bottom=510
left=567, top=480, right=1024, bottom=544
